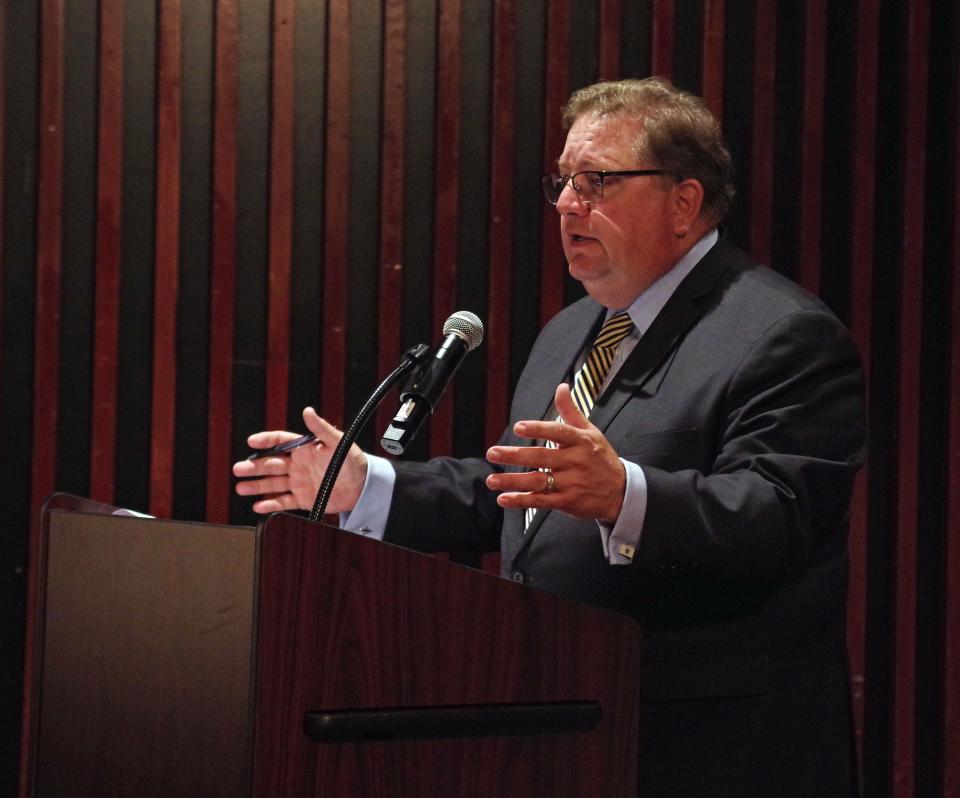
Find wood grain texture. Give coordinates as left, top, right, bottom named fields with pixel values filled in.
left=892, top=1, right=929, bottom=794
left=374, top=0, right=407, bottom=446
left=428, top=0, right=461, bottom=459
left=89, top=0, right=124, bottom=505
left=253, top=513, right=642, bottom=797
left=321, top=0, right=350, bottom=428
left=651, top=0, right=675, bottom=78
left=266, top=0, right=294, bottom=429
left=31, top=0, right=64, bottom=541
left=700, top=0, right=725, bottom=123
left=485, top=0, right=516, bottom=446
left=539, top=0, right=569, bottom=327
left=206, top=0, right=239, bottom=523
left=149, top=0, right=182, bottom=518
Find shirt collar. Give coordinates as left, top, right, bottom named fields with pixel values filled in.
left=614, top=228, right=719, bottom=336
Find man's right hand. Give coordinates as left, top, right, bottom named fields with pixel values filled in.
left=232, top=407, right=368, bottom=514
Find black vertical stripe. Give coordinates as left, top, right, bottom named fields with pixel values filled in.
left=914, top=2, right=957, bottom=792
left=720, top=0, right=752, bottom=245
left=172, top=0, right=214, bottom=521
left=289, top=0, right=326, bottom=425
left=346, top=0, right=383, bottom=452
left=229, top=0, right=271, bottom=525
left=0, top=5, right=39, bottom=792
left=673, top=0, right=703, bottom=93
left=820, top=0, right=856, bottom=324
left=57, top=0, right=97, bottom=498
left=509, top=0, right=545, bottom=392
left=115, top=0, right=156, bottom=513
left=619, top=0, right=651, bottom=79
left=568, top=0, right=596, bottom=93
left=455, top=0, right=491, bottom=459
left=770, top=1, right=803, bottom=282
left=400, top=0, right=437, bottom=463
left=861, top=3, right=909, bottom=792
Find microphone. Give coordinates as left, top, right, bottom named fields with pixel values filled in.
left=381, top=310, right=484, bottom=455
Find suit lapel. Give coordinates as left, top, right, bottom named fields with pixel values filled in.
left=511, top=237, right=736, bottom=559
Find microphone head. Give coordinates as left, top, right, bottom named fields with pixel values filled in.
left=443, top=311, right=484, bottom=351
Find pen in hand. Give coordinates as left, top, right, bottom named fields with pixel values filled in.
left=246, top=432, right=317, bottom=460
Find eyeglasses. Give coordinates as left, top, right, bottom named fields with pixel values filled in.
left=541, top=169, right=668, bottom=205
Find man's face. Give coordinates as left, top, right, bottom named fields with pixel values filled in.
left=555, top=112, right=687, bottom=309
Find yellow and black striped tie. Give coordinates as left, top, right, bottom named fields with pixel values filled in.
left=524, top=311, right=634, bottom=529
left=570, top=311, right=635, bottom=416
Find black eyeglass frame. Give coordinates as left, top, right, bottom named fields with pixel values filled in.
left=541, top=169, right=668, bottom=205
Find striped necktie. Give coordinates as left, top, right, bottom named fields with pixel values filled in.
left=524, top=311, right=634, bottom=529
left=569, top=311, right=635, bottom=416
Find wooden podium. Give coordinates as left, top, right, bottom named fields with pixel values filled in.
left=21, top=494, right=642, bottom=797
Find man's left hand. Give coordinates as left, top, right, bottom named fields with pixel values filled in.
left=485, top=383, right=626, bottom=522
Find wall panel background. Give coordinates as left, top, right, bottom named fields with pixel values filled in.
left=2, top=1, right=958, bottom=795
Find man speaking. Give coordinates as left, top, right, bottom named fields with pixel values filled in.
left=235, top=77, right=866, bottom=796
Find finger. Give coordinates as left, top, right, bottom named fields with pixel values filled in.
left=235, top=474, right=291, bottom=497
left=302, top=407, right=344, bottom=445
left=554, top=382, right=590, bottom=429
left=251, top=492, right=301, bottom=514
left=487, top=444, right=564, bottom=469
left=506, top=419, right=581, bottom=447
left=486, top=469, right=553, bottom=493
left=245, top=429, right=303, bottom=450
left=495, top=489, right=562, bottom=512
left=233, top=455, right=292, bottom=478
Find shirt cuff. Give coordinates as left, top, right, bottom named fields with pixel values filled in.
left=338, top=454, right=395, bottom=540
left=597, top=459, right=648, bottom=565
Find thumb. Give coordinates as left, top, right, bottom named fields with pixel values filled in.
left=555, top=383, right=591, bottom=429
left=302, top=407, right=344, bottom=445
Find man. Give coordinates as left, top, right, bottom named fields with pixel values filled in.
left=235, top=77, right=866, bottom=796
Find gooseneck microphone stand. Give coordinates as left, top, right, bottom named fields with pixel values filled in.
left=309, top=344, right=431, bottom=522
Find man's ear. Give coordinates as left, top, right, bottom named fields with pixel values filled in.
left=672, top=178, right=705, bottom=236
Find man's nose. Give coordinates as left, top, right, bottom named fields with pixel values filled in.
left=555, top=181, right=587, bottom=215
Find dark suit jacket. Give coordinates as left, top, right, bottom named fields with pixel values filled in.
left=385, top=235, right=866, bottom=796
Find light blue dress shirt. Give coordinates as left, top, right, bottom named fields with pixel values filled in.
left=342, top=229, right=719, bottom=565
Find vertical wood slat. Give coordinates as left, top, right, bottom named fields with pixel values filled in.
left=0, top=0, right=4, bottom=360
left=597, top=0, right=621, bottom=81
left=846, top=0, right=879, bottom=769
left=374, top=0, right=406, bottom=445
left=485, top=0, right=516, bottom=446
left=205, top=0, right=238, bottom=523
left=749, top=1, right=776, bottom=265
left=149, top=0, right=181, bottom=518
left=21, top=2, right=63, bottom=794
left=539, top=0, right=568, bottom=327
left=651, top=0, right=675, bottom=78
left=946, top=46, right=960, bottom=794
left=265, top=0, right=294, bottom=429
left=700, top=0, right=725, bottom=124
left=428, top=0, right=461, bottom=458
left=892, top=1, right=929, bottom=794
left=31, top=0, right=64, bottom=526
left=321, top=0, right=349, bottom=428
left=89, top=0, right=124, bottom=504
left=796, top=0, right=826, bottom=295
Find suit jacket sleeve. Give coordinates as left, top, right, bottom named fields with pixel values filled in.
left=633, top=307, right=866, bottom=582
left=383, top=455, right=505, bottom=554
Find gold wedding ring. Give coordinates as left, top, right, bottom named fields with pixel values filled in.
left=544, top=471, right=556, bottom=494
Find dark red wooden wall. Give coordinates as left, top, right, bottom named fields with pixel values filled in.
left=1, top=1, right=958, bottom=795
